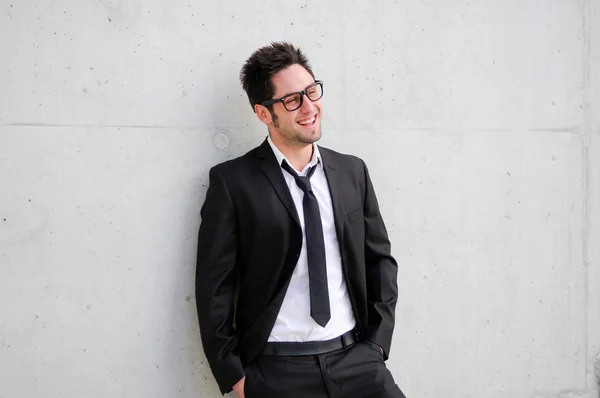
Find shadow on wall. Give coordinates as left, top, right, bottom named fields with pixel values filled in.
left=171, top=71, right=260, bottom=395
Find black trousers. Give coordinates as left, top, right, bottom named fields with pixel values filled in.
left=244, top=341, right=407, bottom=398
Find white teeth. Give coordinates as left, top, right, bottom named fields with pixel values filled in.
left=298, top=115, right=316, bottom=125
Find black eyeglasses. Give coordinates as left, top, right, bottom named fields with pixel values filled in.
left=261, top=81, right=324, bottom=112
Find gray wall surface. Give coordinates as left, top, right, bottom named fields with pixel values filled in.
left=1, top=1, right=599, bottom=397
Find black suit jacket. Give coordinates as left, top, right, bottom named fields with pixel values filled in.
left=195, top=138, right=398, bottom=395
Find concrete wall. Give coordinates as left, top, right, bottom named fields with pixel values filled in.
left=1, top=1, right=598, bottom=397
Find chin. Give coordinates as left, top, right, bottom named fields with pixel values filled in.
left=303, top=129, right=321, bottom=143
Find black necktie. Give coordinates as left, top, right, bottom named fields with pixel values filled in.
left=281, top=160, right=331, bottom=327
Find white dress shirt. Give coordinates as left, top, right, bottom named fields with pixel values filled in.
left=267, top=136, right=356, bottom=342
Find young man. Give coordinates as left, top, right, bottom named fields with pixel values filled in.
left=196, top=42, right=406, bottom=398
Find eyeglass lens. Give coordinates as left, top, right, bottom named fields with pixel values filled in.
left=283, top=83, right=322, bottom=111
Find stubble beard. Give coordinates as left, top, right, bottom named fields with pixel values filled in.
left=273, top=115, right=322, bottom=147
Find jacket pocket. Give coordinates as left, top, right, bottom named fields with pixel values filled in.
left=347, top=208, right=362, bottom=223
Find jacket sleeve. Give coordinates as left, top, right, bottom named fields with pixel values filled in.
left=195, top=166, right=244, bottom=395
left=361, top=159, right=399, bottom=360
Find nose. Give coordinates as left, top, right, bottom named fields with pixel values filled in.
left=299, top=93, right=316, bottom=113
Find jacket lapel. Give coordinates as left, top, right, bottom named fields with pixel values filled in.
left=320, top=148, right=346, bottom=252
left=256, top=138, right=301, bottom=227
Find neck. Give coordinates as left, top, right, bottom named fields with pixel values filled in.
left=270, top=134, right=314, bottom=172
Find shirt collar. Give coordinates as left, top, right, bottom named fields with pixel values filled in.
left=267, top=136, right=323, bottom=175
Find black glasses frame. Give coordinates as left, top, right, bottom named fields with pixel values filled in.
left=261, top=80, right=324, bottom=111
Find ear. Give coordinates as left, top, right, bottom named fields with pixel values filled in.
left=254, top=104, right=274, bottom=126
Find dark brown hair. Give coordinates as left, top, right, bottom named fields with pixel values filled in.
left=240, top=42, right=315, bottom=111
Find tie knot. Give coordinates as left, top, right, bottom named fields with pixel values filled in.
left=281, top=161, right=317, bottom=193
left=295, top=176, right=312, bottom=193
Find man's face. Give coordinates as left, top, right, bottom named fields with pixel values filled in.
left=267, top=64, right=322, bottom=146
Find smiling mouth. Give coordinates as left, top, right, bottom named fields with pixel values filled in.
left=297, top=114, right=317, bottom=127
